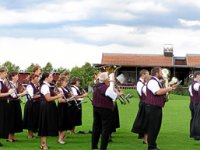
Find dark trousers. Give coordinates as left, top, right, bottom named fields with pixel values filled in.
left=92, top=106, right=113, bottom=150
left=145, top=105, right=162, bottom=150
left=189, top=101, right=194, bottom=138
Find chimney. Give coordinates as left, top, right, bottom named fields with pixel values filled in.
left=163, top=44, right=173, bottom=57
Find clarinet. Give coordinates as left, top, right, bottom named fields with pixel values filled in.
left=54, top=85, right=73, bottom=106
left=67, top=85, right=81, bottom=110
left=79, top=87, right=92, bottom=102
left=5, top=77, right=18, bottom=99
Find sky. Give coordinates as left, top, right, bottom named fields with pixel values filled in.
left=1, top=0, right=200, bottom=70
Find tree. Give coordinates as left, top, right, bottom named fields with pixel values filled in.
left=26, top=63, right=36, bottom=73
left=42, top=62, right=53, bottom=72
left=54, top=67, right=70, bottom=74
left=70, top=62, right=96, bottom=90
left=2, top=61, right=20, bottom=72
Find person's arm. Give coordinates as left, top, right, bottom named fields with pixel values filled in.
left=44, top=93, right=62, bottom=102
left=105, top=86, right=122, bottom=101
left=41, top=85, right=62, bottom=102
left=148, top=80, right=176, bottom=96
left=0, top=83, right=15, bottom=97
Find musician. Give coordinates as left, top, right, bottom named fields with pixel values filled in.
left=70, top=77, right=88, bottom=134
left=189, top=71, right=200, bottom=140
left=132, top=69, right=149, bottom=144
left=38, top=72, right=62, bottom=150
left=145, top=67, right=176, bottom=150
left=6, top=71, right=27, bottom=142
left=23, top=73, right=41, bottom=138
left=0, top=67, right=15, bottom=147
left=91, top=72, right=122, bottom=150
left=56, top=76, right=73, bottom=144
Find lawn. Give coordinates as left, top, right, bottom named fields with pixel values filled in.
left=1, top=90, right=199, bottom=150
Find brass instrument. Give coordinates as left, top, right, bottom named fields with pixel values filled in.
left=97, top=65, right=133, bottom=104
left=161, top=68, right=180, bottom=101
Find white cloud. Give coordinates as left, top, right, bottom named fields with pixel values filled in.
left=178, top=18, right=200, bottom=27
left=0, top=0, right=170, bottom=25
left=0, top=37, right=102, bottom=70
left=1, top=24, right=200, bottom=70
left=63, top=24, right=147, bottom=46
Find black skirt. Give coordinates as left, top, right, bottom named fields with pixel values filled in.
left=0, top=100, right=9, bottom=138
left=191, top=103, right=200, bottom=139
left=38, top=100, right=58, bottom=136
left=7, top=100, right=23, bottom=133
left=131, top=101, right=147, bottom=134
left=111, top=103, right=120, bottom=133
left=58, top=102, right=73, bottom=131
left=72, top=100, right=82, bottom=126
left=32, top=101, right=41, bottom=132
left=23, top=100, right=33, bottom=130
left=23, top=100, right=41, bottom=132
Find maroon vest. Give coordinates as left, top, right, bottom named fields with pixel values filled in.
left=92, top=83, right=114, bottom=109
left=191, top=80, right=200, bottom=104
left=0, top=80, right=9, bottom=101
left=40, top=83, right=56, bottom=101
left=145, top=77, right=165, bottom=108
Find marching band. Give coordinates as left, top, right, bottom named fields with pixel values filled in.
left=0, top=64, right=186, bottom=150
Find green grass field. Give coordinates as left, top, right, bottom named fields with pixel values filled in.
left=1, top=90, right=199, bottom=150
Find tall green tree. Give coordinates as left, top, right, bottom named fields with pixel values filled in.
left=2, top=61, right=20, bottom=72
left=43, top=62, right=53, bottom=73
left=70, top=62, right=96, bottom=90
left=26, top=63, right=36, bottom=72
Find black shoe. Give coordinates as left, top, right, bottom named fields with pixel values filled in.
left=0, top=143, right=2, bottom=147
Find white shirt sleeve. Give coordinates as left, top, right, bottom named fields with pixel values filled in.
left=71, top=87, right=78, bottom=96
left=147, top=80, right=161, bottom=95
left=105, top=86, right=118, bottom=101
left=26, top=85, right=34, bottom=98
left=193, top=83, right=200, bottom=91
left=189, top=85, right=193, bottom=96
left=41, top=84, right=50, bottom=95
left=137, top=82, right=144, bottom=96
left=142, top=85, right=147, bottom=95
